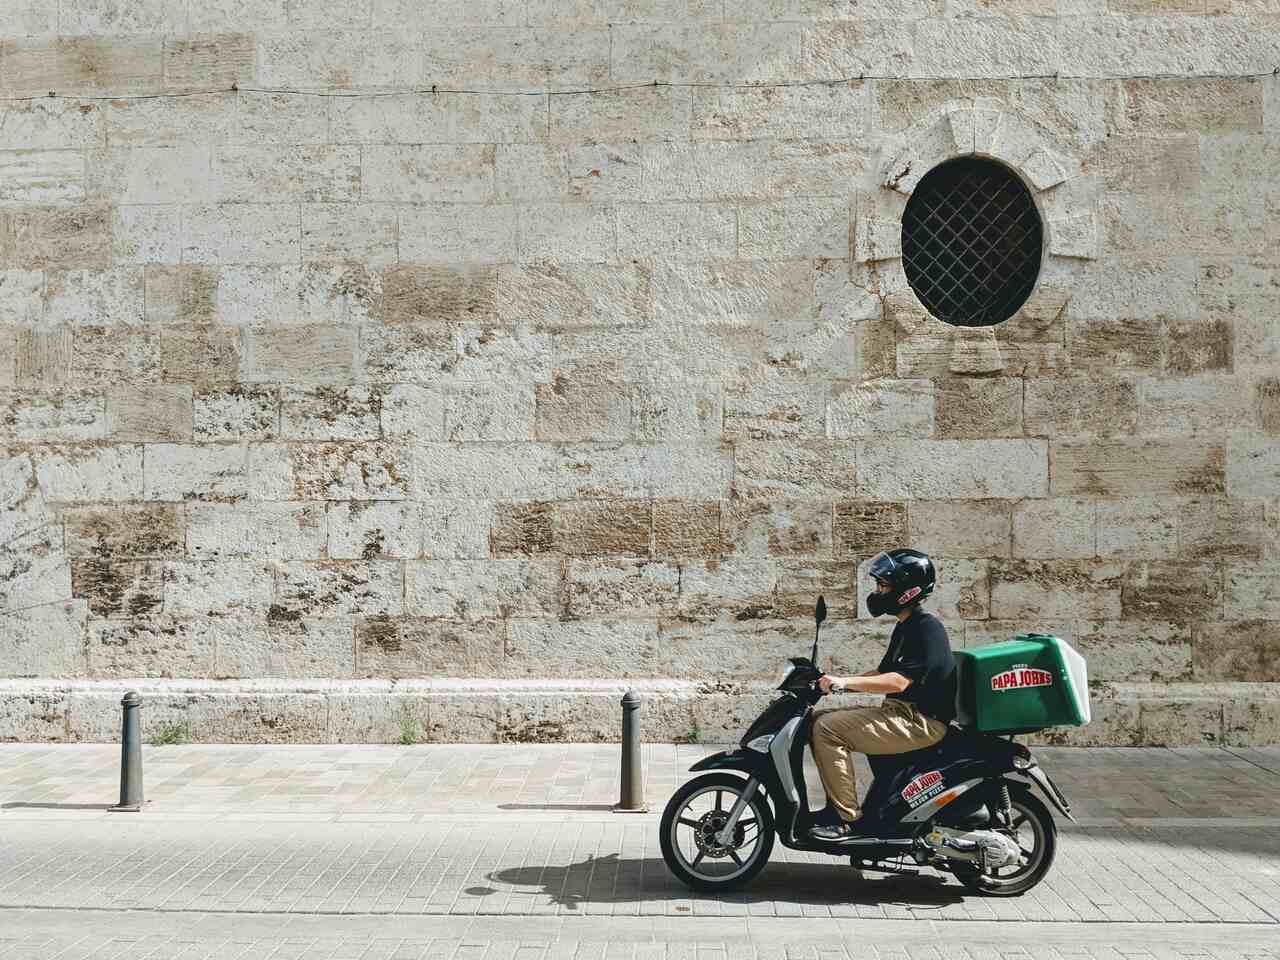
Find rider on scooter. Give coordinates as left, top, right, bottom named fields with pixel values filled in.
left=809, top=548, right=957, bottom=842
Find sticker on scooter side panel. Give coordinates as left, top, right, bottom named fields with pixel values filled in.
left=901, top=770, right=946, bottom=808
left=991, top=665, right=1053, bottom=691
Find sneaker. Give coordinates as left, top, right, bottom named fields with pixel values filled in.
left=809, top=820, right=861, bottom=842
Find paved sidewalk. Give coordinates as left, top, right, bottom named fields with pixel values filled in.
left=1, top=744, right=1278, bottom=940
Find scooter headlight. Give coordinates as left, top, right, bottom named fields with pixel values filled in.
left=746, top=735, right=774, bottom=753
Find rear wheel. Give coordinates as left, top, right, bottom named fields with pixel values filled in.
left=951, top=787, right=1056, bottom=897
left=660, top=772, right=775, bottom=892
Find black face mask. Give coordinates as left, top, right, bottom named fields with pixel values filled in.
left=867, top=591, right=894, bottom=617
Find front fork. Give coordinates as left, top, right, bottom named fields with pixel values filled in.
left=713, top=776, right=761, bottom=848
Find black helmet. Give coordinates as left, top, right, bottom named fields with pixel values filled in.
left=866, top=548, right=936, bottom=617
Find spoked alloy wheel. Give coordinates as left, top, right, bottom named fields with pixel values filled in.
left=660, top=772, right=775, bottom=892
left=951, top=788, right=1056, bottom=896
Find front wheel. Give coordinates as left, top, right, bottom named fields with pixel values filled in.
left=660, top=772, right=775, bottom=892
left=951, top=787, right=1056, bottom=897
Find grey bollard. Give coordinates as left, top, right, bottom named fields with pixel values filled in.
left=108, top=691, right=143, bottom=813
left=613, top=689, right=647, bottom=813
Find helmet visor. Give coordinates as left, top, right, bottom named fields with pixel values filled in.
left=868, top=551, right=897, bottom=582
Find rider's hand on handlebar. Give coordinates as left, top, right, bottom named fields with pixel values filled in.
left=818, top=675, right=842, bottom=695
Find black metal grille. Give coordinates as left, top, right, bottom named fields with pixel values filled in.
left=900, top=157, right=1043, bottom=328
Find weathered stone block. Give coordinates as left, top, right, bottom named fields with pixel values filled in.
left=329, top=90, right=546, bottom=144
left=445, top=384, right=535, bottom=441
left=934, top=378, right=1023, bottom=439
left=187, top=501, right=326, bottom=560
left=0, top=526, right=71, bottom=612
left=1107, top=77, right=1264, bottom=136
left=1024, top=375, right=1139, bottom=438
left=0, top=269, right=44, bottom=323
left=0, top=389, right=105, bottom=442
left=1095, top=497, right=1178, bottom=558
left=144, top=265, right=219, bottom=324
left=163, top=560, right=271, bottom=615
left=775, top=559, right=858, bottom=621
left=1012, top=498, right=1095, bottom=559
left=46, top=268, right=145, bottom=325
left=552, top=85, right=691, bottom=142
left=534, top=381, right=630, bottom=442
left=725, top=380, right=825, bottom=440
left=159, top=325, right=241, bottom=387
left=652, top=259, right=813, bottom=328
left=356, top=617, right=504, bottom=678
left=164, top=32, right=255, bottom=88
left=358, top=323, right=454, bottom=383
left=618, top=202, right=737, bottom=260
left=797, top=20, right=914, bottom=81
left=13, top=329, right=67, bottom=388
left=281, top=386, right=381, bottom=442
left=243, top=326, right=357, bottom=384
left=554, top=500, right=652, bottom=557
left=274, top=561, right=405, bottom=617
left=62, top=502, right=184, bottom=559
left=363, top=144, right=495, bottom=203
left=1050, top=440, right=1225, bottom=496
left=490, top=501, right=553, bottom=558
left=517, top=204, right=616, bottom=262
left=563, top=558, right=680, bottom=619
left=225, top=616, right=355, bottom=679
left=1224, top=692, right=1280, bottom=747
left=407, top=559, right=560, bottom=620
left=1193, top=621, right=1279, bottom=682
left=301, top=203, right=397, bottom=264
left=827, top=379, right=934, bottom=438
left=1, top=454, right=51, bottom=548
left=378, top=264, right=496, bottom=326
left=631, top=384, right=723, bottom=442
left=328, top=500, right=421, bottom=560
left=558, top=442, right=731, bottom=500
left=450, top=325, right=553, bottom=383
left=5, top=37, right=163, bottom=96
left=499, top=261, right=649, bottom=330
left=2, top=205, right=112, bottom=269
left=423, top=26, right=609, bottom=90
left=731, top=440, right=858, bottom=501
left=653, top=501, right=722, bottom=559
left=726, top=500, right=831, bottom=558
left=72, top=559, right=163, bottom=619
left=1226, top=435, right=1280, bottom=497
left=290, top=441, right=411, bottom=500
left=144, top=442, right=247, bottom=501
left=504, top=620, right=659, bottom=678
left=1225, top=570, right=1280, bottom=621
left=1121, top=560, right=1223, bottom=622
left=834, top=501, right=908, bottom=560
left=194, top=386, right=279, bottom=440
left=691, top=80, right=868, bottom=142
left=379, top=384, right=444, bottom=442
left=907, top=500, right=1012, bottom=559
left=259, top=29, right=417, bottom=88
left=738, top=198, right=849, bottom=259
left=113, top=204, right=181, bottom=264
left=964, top=618, right=1072, bottom=649
left=612, top=22, right=800, bottom=85
left=1139, top=694, right=1224, bottom=745
left=1177, top=497, right=1269, bottom=560
left=422, top=500, right=493, bottom=559
left=0, top=687, right=67, bottom=741
left=32, top=444, right=142, bottom=501
left=414, top=443, right=558, bottom=500
left=858, top=439, right=1047, bottom=500
left=0, top=601, right=88, bottom=677
left=494, top=143, right=569, bottom=202
left=989, top=558, right=1124, bottom=620
left=106, top=385, right=193, bottom=441
left=0, top=149, right=85, bottom=204
left=69, top=327, right=157, bottom=387
left=182, top=203, right=300, bottom=264
left=398, top=203, right=517, bottom=263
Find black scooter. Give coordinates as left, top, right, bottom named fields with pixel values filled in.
left=659, top=596, right=1076, bottom=896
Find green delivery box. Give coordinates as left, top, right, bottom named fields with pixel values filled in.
left=954, top=634, right=1091, bottom=734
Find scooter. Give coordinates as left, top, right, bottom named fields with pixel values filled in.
left=659, top=596, right=1076, bottom=896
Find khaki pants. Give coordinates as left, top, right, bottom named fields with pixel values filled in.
left=812, top=698, right=947, bottom=822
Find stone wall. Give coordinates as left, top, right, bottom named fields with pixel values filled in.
left=2, top=1, right=1278, bottom=744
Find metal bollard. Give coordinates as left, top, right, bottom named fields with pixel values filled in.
left=613, top=689, right=647, bottom=813
left=108, top=691, right=143, bottom=813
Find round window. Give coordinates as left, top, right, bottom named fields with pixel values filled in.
left=900, top=157, right=1043, bottom=328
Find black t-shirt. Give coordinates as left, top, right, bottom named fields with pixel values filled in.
left=876, top=607, right=957, bottom=723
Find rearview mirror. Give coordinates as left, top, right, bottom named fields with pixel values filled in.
left=815, top=595, right=827, bottom=625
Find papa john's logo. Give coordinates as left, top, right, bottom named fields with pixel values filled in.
left=901, top=770, right=945, bottom=807
left=991, top=664, right=1054, bottom=691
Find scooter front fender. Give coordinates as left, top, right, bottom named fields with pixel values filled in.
left=689, top=749, right=773, bottom=780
